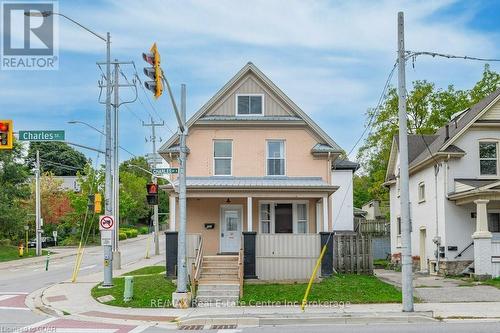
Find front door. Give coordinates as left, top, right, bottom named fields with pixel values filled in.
left=220, top=206, right=242, bottom=253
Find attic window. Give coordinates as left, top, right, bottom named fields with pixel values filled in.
left=236, top=94, right=263, bottom=115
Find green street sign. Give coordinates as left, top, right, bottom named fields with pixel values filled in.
left=152, top=168, right=179, bottom=175
left=19, top=130, right=65, bottom=141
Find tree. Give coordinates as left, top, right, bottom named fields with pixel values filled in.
left=0, top=141, right=30, bottom=241
left=27, top=142, right=88, bottom=176
left=356, top=65, right=500, bottom=206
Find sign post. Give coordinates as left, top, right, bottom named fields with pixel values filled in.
left=99, top=215, right=115, bottom=287
left=52, top=230, right=58, bottom=246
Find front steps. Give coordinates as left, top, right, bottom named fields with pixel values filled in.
left=196, top=255, right=240, bottom=307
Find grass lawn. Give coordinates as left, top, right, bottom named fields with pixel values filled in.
left=0, top=245, right=48, bottom=262
left=91, top=266, right=175, bottom=308
left=240, top=274, right=402, bottom=305
left=482, top=277, right=500, bottom=289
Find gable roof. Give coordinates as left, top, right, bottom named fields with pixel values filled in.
left=159, top=62, right=342, bottom=154
left=385, top=87, right=500, bottom=182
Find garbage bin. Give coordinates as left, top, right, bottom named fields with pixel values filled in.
left=124, top=276, right=134, bottom=302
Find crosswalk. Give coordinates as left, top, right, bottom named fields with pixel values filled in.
left=0, top=292, right=29, bottom=310
left=14, top=317, right=148, bottom=333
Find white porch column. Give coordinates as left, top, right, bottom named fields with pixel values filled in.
left=316, top=200, right=321, bottom=233
left=322, top=195, right=329, bottom=232
left=247, top=197, right=253, bottom=232
left=169, top=195, right=176, bottom=231
left=473, top=199, right=492, bottom=278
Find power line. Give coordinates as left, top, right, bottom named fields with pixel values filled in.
left=40, top=159, right=85, bottom=172
left=405, top=51, right=500, bottom=64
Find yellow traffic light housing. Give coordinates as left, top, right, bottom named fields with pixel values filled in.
left=94, top=193, right=102, bottom=214
left=0, top=120, right=13, bottom=150
left=142, top=42, right=163, bottom=99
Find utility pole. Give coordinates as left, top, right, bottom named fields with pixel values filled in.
left=112, top=60, right=121, bottom=269
left=397, top=11, right=414, bottom=312
left=143, top=117, right=164, bottom=256
left=177, top=83, right=188, bottom=293
left=103, top=32, right=113, bottom=287
left=35, top=150, right=42, bottom=256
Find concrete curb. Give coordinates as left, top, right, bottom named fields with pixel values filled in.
left=178, top=311, right=436, bottom=327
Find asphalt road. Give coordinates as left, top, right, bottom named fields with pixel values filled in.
left=0, top=234, right=163, bottom=332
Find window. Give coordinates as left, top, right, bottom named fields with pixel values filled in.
left=479, top=142, right=498, bottom=176
left=418, top=182, right=425, bottom=203
left=237, top=94, right=263, bottom=115
left=260, top=203, right=271, bottom=233
left=267, top=140, right=285, bottom=176
left=214, top=140, right=232, bottom=176
left=397, top=217, right=401, bottom=236
left=297, top=203, right=308, bottom=233
left=488, top=213, right=500, bottom=233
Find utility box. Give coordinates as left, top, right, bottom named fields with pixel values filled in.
left=123, top=276, right=134, bottom=302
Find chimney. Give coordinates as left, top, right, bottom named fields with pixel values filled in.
left=445, top=124, right=450, bottom=141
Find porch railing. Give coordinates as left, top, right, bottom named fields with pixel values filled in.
left=190, top=235, right=204, bottom=296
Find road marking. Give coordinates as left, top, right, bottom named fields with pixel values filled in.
left=0, top=306, right=30, bottom=311
left=14, top=317, right=58, bottom=333
left=128, top=326, right=150, bottom=333
left=0, top=295, right=18, bottom=301
left=80, top=264, right=97, bottom=271
left=0, top=292, right=29, bottom=295
left=52, top=330, right=118, bottom=333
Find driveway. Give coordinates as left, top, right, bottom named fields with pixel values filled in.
left=375, top=269, right=500, bottom=302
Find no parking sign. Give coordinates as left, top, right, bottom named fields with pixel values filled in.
left=99, top=215, right=115, bottom=231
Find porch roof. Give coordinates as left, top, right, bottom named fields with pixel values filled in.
left=163, top=176, right=338, bottom=194
left=449, top=178, right=500, bottom=204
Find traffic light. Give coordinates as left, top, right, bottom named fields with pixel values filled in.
left=142, top=42, right=163, bottom=99
left=0, top=120, right=13, bottom=150
left=146, top=182, right=158, bottom=205
left=94, top=193, right=102, bottom=214
left=87, top=194, right=95, bottom=212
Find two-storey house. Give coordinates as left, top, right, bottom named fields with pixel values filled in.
left=385, top=88, right=500, bottom=278
left=158, top=63, right=347, bottom=302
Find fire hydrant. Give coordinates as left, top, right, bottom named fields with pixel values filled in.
left=18, top=243, right=24, bottom=257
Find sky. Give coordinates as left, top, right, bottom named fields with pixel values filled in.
left=2, top=0, right=500, bottom=164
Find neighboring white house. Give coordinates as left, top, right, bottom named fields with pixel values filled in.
left=385, top=87, right=500, bottom=278
left=55, top=176, right=81, bottom=192
left=331, top=159, right=359, bottom=231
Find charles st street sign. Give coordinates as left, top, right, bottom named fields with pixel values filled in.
left=152, top=168, right=179, bottom=175
left=19, top=130, right=65, bottom=141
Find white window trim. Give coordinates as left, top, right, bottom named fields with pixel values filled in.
left=258, top=200, right=309, bottom=234
left=418, top=182, right=425, bottom=203
left=478, top=140, right=499, bottom=177
left=213, top=139, right=233, bottom=176
left=266, top=139, right=286, bottom=176
left=235, top=93, right=265, bottom=116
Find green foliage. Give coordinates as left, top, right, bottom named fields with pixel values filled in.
left=121, top=228, right=138, bottom=238
left=138, top=226, right=150, bottom=235
left=119, top=171, right=149, bottom=225
left=119, top=232, right=127, bottom=240
left=0, top=141, right=30, bottom=241
left=356, top=65, right=500, bottom=206
left=27, top=142, right=88, bottom=176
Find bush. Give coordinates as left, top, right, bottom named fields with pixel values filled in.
left=121, top=227, right=138, bottom=238
left=138, top=226, right=149, bottom=235
left=119, top=232, right=128, bottom=240
left=0, top=239, right=11, bottom=246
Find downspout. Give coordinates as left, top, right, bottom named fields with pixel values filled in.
left=434, top=163, right=441, bottom=273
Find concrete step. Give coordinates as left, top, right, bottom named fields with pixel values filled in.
left=196, top=289, right=240, bottom=297
left=196, top=295, right=239, bottom=303
left=201, top=267, right=239, bottom=274
left=197, top=283, right=240, bottom=290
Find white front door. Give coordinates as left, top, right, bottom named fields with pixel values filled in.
left=220, top=206, right=242, bottom=253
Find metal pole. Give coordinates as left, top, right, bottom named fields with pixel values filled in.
left=103, top=32, right=113, bottom=287
left=177, top=84, right=187, bottom=293
left=35, top=150, right=41, bottom=256
left=112, top=60, right=121, bottom=269
left=152, top=119, right=160, bottom=256
left=397, top=11, right=414, bottom=312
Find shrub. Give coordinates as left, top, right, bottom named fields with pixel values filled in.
left=138, top=226, right=149, bottom=235
left=0, top=239, right=11, bottom=246
left=119, top=232, right=128, bottom=240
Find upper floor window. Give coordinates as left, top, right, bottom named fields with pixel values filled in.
left=214, top=140, right=232, bottom=176
left=479, top=142, right=498, bottom=176
left=237, top=94, right=263, bottom=115
left=418, top=182, right=425, bottom=203
left=267, top=140, right=285, bottom=176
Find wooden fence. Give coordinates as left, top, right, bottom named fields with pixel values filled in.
left=332, top=234, right=373, bottom=274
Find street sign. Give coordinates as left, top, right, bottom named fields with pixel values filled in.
left=99, top=215, right=115, bottom=231
left=19, top=130, right=65, bottom=141
left=100, top=230, right=112, bottom=246
left=152, top=167, right=179, bottom=175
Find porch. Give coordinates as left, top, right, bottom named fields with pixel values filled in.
left=448, top=184, right=500, bottom=278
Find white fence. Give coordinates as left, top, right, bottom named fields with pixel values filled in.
left=255, top=234, right=320, bottom=281
left=492, top=240, right=500, bottom=278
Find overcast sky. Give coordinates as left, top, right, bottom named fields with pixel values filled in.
left=2, top=0, right=500, bottom=164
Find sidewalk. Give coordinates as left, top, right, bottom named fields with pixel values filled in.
left=26, top=258, right=500, bottom=329
left=375, top=268, right=500, bottom=302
